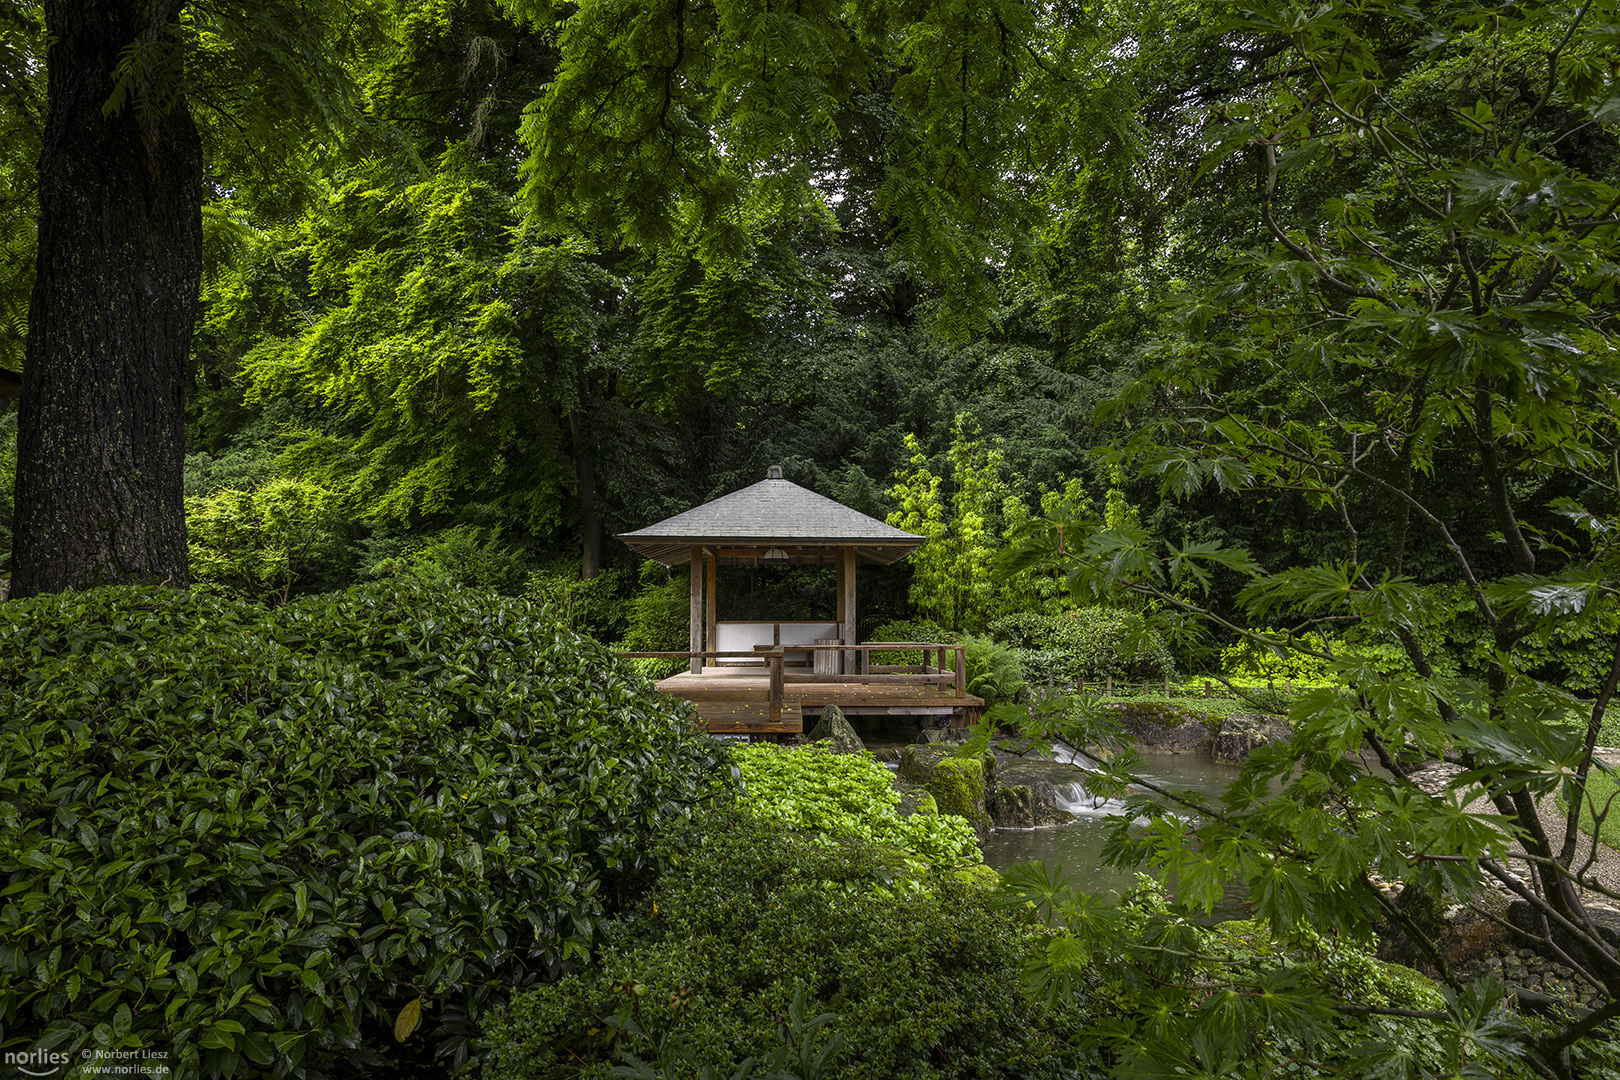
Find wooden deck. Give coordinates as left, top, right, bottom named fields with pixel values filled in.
left=623, top=643, right=986, bottom=734
left=658, top=670, right=985, bottom=734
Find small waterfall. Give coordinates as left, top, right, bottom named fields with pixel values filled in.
left=1052, top=781, right=1132, bottom=817
left=1052, top=740, right=1101, bottom=770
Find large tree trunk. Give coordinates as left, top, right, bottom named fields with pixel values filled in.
left=12, top=0, right=200, bottom=598
left=568, top=409, right=603, bottom=580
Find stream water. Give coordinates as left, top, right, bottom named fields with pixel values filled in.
left=978, top=750, right=1251, bottom=914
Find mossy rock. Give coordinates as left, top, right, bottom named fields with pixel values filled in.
left=1210, top=712, right=1292, bottom=764
left=927, top=756, right=988, bottom=828
left=1110, top=700, right=1215, bottom=753
left=896, top=788, right=939, bottom=816
left=987, top=783, right=1036, bottom=829
left=806, top=703, right=865, bottom=753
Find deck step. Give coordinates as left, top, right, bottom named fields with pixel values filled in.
left=691, top=702, right=804, bottom=734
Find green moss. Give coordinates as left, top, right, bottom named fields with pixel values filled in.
left=951, top=863, right=1003, bottom=890
left=913, top=790, right=939, bottom=815
left=927, top=756, right=986, bottom=825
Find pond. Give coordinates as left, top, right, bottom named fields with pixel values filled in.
left=978, top=749, right=1252, bottom=915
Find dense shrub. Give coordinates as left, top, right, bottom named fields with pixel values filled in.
left=1220, top=627, right=1335, bottom=684
left=960, top=634, right=1027, bottom=705
left=1340, top=583, right=1620, bottom=695
left=366, top=523, right=533, bottom=594
left=868, top=618, right=957, bottom=667
left=186, top=474, right=347, bottom=602
left=480, top=809, right=1088, bottom=1080
left=988, top=608, right=1174, bottom=684
left=613, top=563, right=691, bottom=680
left=523, top=565, right=627, bottom=642
left=731, top=744, right=980, bottom=867
left=0, top=583, right=722, bottom=1078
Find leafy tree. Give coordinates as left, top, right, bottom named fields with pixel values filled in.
left=238, top=149, right=630, bottom=566
left=186, top=474, right=343, bottom=603
left=9, top=0, right=375, bottom=597
left=509, top=0, right=1130, bottom=330
left=1002, top=1, right=1620, bottom=1075
left=0, top=2, right=42, bottom=374
left=888, top=415, right=1013, bottom=631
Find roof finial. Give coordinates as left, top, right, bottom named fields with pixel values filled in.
left=767, top=464, right=783, bottom=480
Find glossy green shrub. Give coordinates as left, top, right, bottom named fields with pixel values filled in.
left=0, top=583, right=722, bottom=1078
left=480, top=809, right=1089, bottom=1080
left=730, top=744, right=980, bottom=867
left=988, top=608, right=1173, bottom=683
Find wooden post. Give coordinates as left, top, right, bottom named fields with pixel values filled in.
left=954, top=645, right=966, bottom=698
left=834, top=553, right=845, bottom=664
left=768, top=650, right=784, bottom=728
left=688, top=547, right=702, bottom=674
left=840, top=548, right=857, bottom=675
left=1106, top=674, right=1112, bottom=696
left=1204, top=681, right=1211, bottom=698
left=704, top=548, right=717, bottom=661
left=1165, top=676, right=1171, bottom=696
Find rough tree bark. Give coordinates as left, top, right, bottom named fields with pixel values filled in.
left=567, top=407, right=603, bottom=580
left=12, top=0, right=200, bottom=598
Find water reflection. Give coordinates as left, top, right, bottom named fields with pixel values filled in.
left=980, top=752, right=1251, bottom=916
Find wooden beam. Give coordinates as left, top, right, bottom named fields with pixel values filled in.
left=688, top=546, right=702, bottom=674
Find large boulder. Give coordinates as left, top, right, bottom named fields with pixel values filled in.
left=899, top=745, right=995, bottom=831
left=1211, top=712, right=1292, bottom=764
left=987, top=784, right=1037, bottom=829
left=927, top=757, right=990, bottom=830
left=992, top=754, right=1084, bottom=826
left=1113, top=701, right=1215, bottom=754
left=806, top=703, right=865, bottom=753
left=900, top=744, right=1078, bottom=829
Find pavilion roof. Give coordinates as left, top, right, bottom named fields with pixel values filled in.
left=619, top=467, right=923, bottom=566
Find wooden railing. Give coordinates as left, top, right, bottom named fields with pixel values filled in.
left=615, top=642, right=968, bottom=728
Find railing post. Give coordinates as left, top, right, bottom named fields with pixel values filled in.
left=954, top=645, right=966, bottom=698
left=768, top=649, right=784, bottom=727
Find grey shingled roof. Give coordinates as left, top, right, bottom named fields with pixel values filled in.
left=619, top=471, right=923, bottom=566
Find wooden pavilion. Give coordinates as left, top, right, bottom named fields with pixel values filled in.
left=618, top=466, right=984, bottom=734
